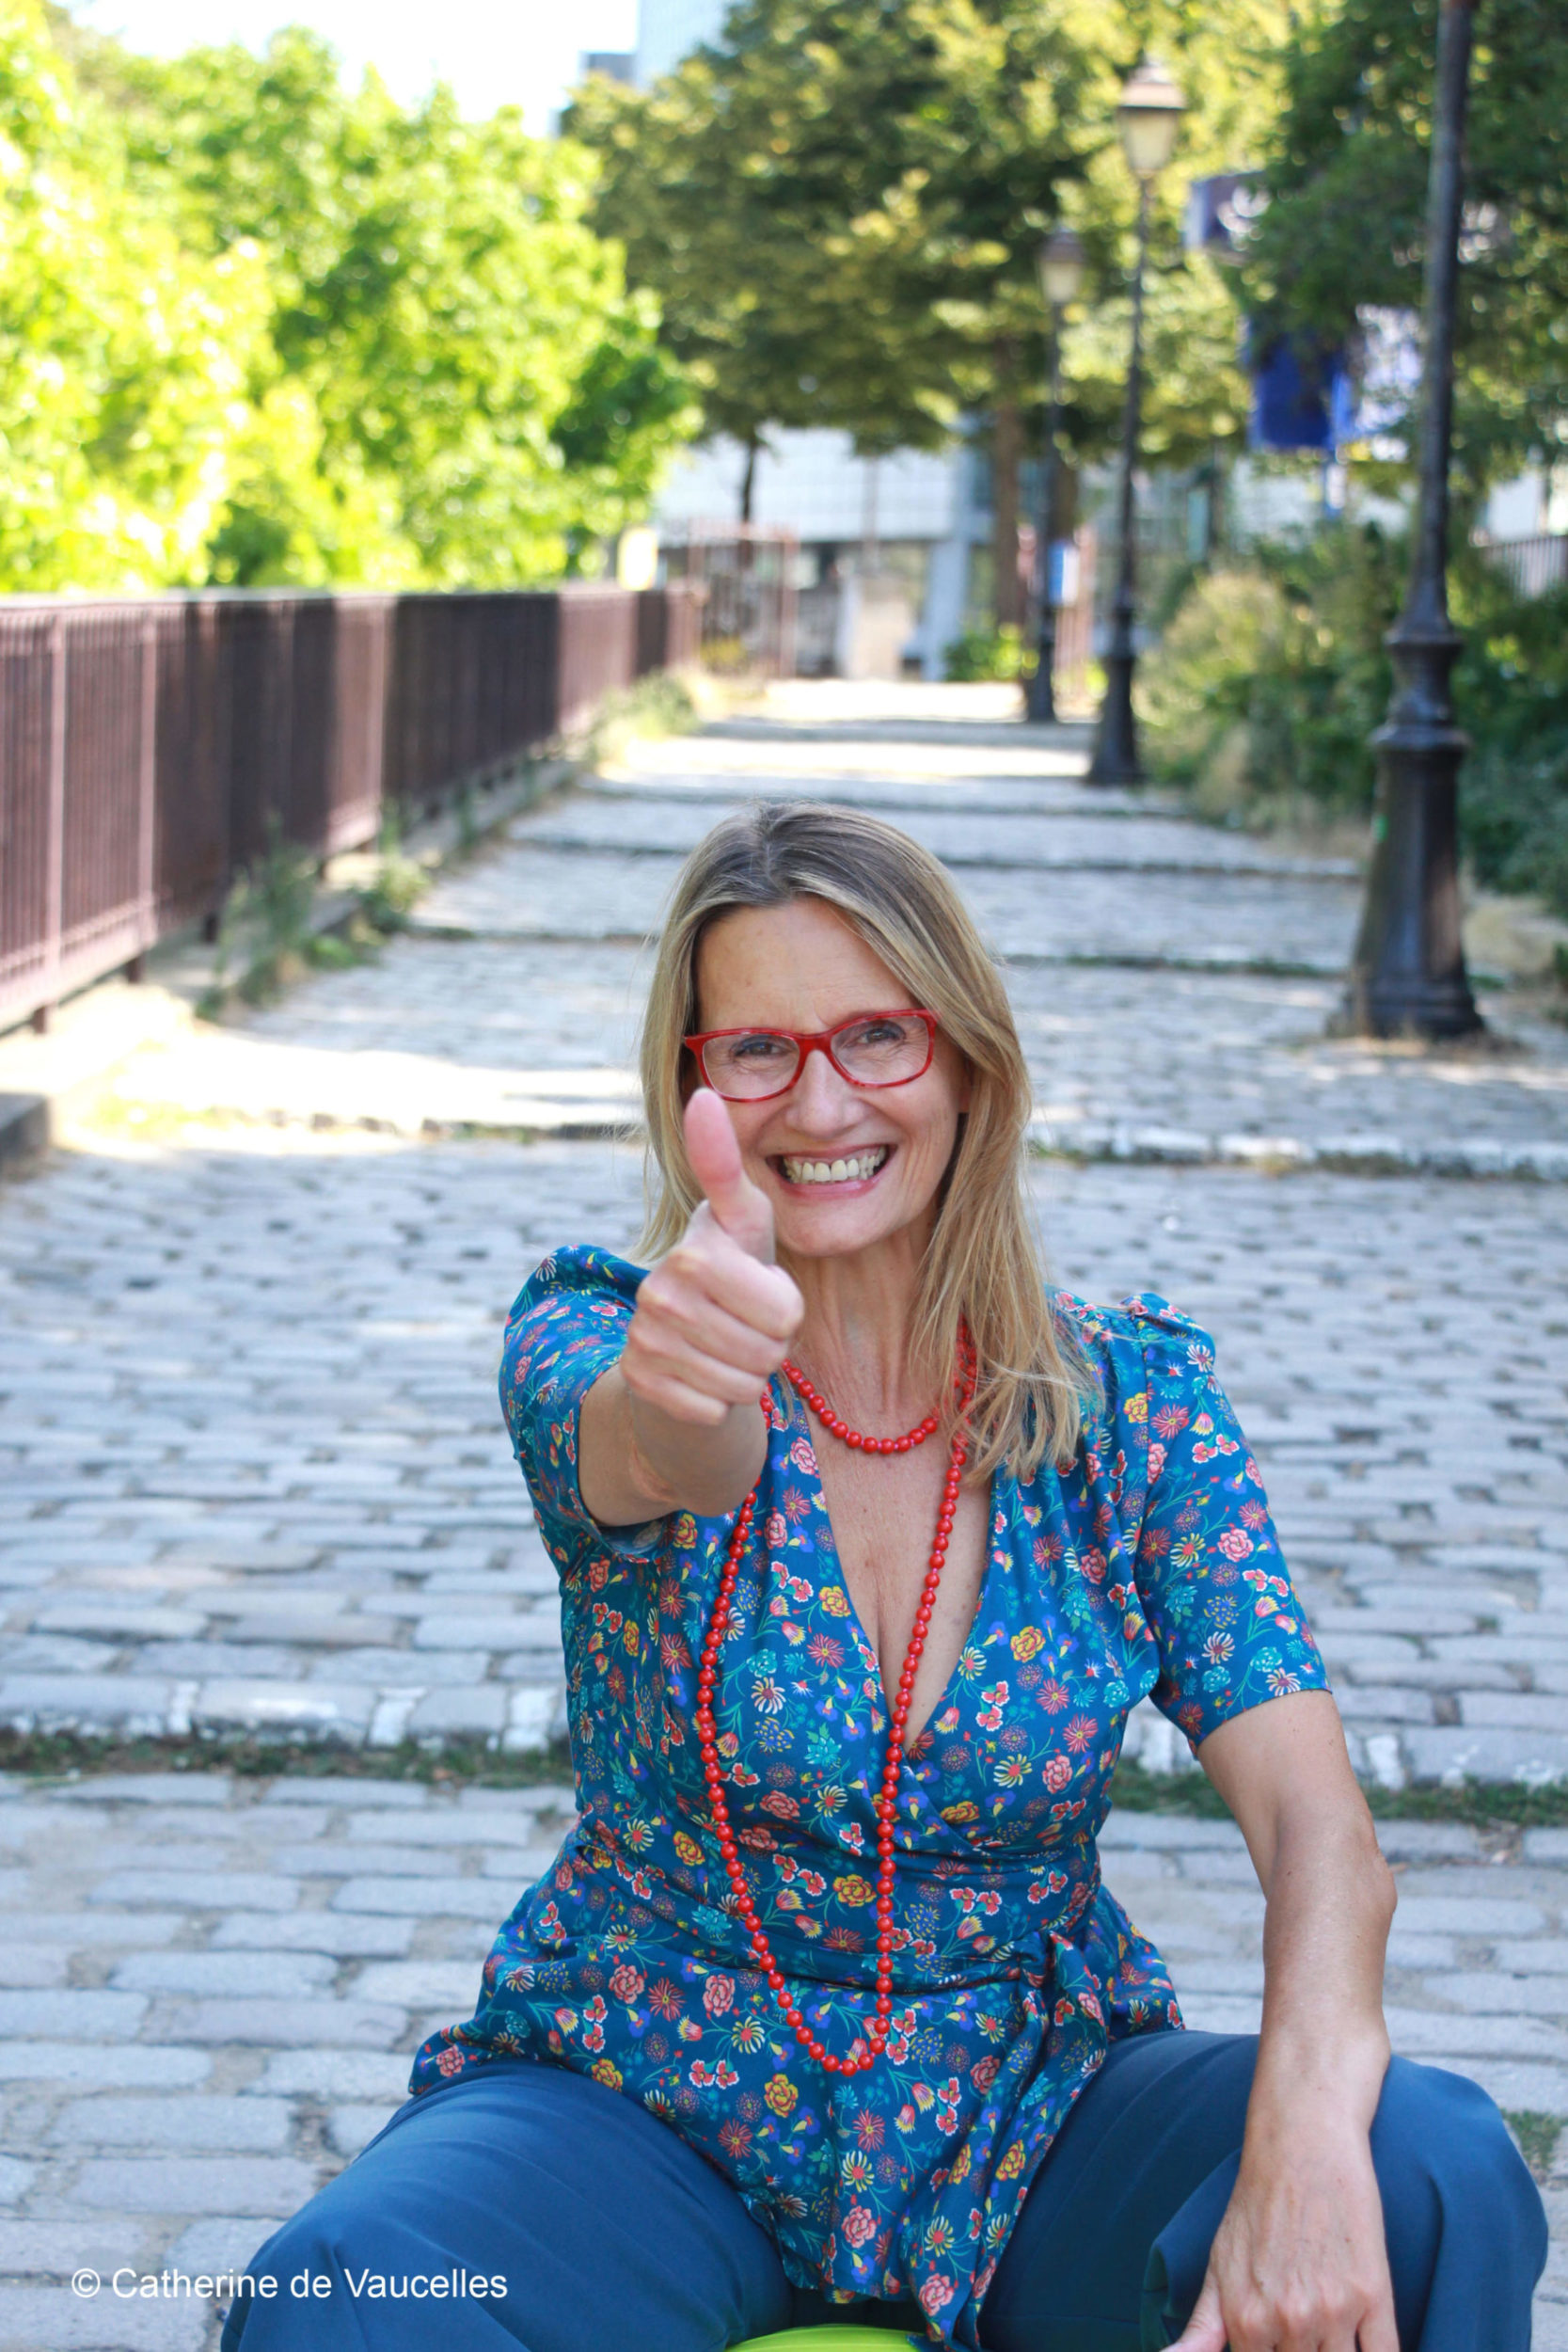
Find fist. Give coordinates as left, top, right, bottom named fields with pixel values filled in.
left=621, top=1089, right=804, bottom=1427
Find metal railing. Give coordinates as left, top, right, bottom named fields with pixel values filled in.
left=660, top=527, right=799, bottom=677
left=0, top=581, right=701, bottom=1035
left=1474, top=532, right=1568, bottom=600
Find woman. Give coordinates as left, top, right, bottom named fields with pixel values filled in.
left=226, top=803, right=1545, bottom=2352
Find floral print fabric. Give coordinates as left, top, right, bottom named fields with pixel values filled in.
left=411, top=1248, right=1327, bottom=2349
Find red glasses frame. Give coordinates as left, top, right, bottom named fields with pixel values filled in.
left=683, top=1009, right=939, bottom=1103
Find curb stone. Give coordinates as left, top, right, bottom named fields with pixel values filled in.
left=75, top=1097, right=1568, bottom=1182
left=0, top=756, right=576, bottom=1162
left=0, top=1089, right=48, bottom=1174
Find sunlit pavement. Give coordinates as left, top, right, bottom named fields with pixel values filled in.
left=1, top=682, right=1565, bottom=2344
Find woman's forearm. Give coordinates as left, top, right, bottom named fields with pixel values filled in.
left=1199, top=1693, right=1397, bottom=2123
left=1249, top=1806, right=1395, bottom=2133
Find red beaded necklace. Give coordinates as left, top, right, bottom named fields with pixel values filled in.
left=694, top=1328, right=979, bottom=2077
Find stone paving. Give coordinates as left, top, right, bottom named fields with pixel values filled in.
left=0, top=1776, right=1561, bottom=2350
left=4, top=1141, right=1568, bottom=1786
left=3, top=681, right=1568, bottom=2344
left=86, top=934, right=1568, bottom=1168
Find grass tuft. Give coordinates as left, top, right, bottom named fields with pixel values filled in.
left=1502, top=2110, right=1563, bottom=2183
left=5, top=1731, right=1567, bottom=1834
left=0, top=1728, right=574, bottom=1792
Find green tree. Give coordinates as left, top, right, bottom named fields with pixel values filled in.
left=0, top=0, right=275, bottom=589
left=1243, top=0, right=1568, bottom=494
left=571, top=0, right=1289, bottom=616
left=97, top=29, right=697, bottom=583
left=571, top=0, right=1114, bottom=564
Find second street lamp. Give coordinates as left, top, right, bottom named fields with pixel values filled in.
left=1026, top=228, right=1085, bottom=724
left=1086, top=56, right=1185, bottom=787
left=1340, top=0, right=1481, bottom=1039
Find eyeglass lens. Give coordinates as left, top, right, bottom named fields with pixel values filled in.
left=702, top=1014, right=930, bottom=1099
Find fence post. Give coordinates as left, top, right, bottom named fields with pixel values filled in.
left=128, top=612, right=158, bottom=982
left=0, top=582, right=699, bottom=1036
left=34, top=615, right=68, bottom=1030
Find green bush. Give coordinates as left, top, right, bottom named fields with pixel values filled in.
left=356, top=854, right=426, bottom=936
left=1141, top=521, right=1568, bottom=913
left=1139, top=523, right=1401, bottom=824
left=584, top=669, right=699, bottom=764
left=1460, top=735, right=1568, bottom=911
left=943, top=624, right=1035, bottom=683
left=1449, top=555, right=1568, bottom=913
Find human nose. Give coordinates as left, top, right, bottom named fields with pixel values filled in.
left=783, top=1040, right=863, bottom=1131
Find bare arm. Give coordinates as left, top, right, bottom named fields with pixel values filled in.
left=579, top=1089, right=803, bottom=1527
left=1176, top=1688, right=1398, bottom=2352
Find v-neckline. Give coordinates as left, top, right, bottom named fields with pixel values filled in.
left=790, top=1406, right=1001, bottom=1764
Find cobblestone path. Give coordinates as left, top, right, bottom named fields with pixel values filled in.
left=0, top=1776, right=1562, bottom=2350
left=2, top=683, right=1566, bottom=2344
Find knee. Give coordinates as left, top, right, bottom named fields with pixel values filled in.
left=220, top=2213, right=322, bottom=2344
left=1371, top=2059, right=1547, bottom=2271
left=220, top=2196, right=381, bottom=2346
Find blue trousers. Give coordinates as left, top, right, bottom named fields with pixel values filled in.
left=220, top=2032, right=1545, bottom=2351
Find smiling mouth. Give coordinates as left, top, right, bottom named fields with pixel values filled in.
left=776, top=1145, right=892, bottom=1187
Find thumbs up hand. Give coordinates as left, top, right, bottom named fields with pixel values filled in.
left=682, top=1084, right=777, bottom=1263
left=620, top=1089, right=805, bottom=1430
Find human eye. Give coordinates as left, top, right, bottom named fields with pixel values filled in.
left=729, top=1031, right=792, bottom=1063
left=838, top=1015, right=910, bottom=1051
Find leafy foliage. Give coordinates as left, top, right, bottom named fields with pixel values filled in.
left=1139, top=525, right=1402, bottom=821
left=0, top=1, right=277, bottom=587
left=1449, top=560, right=1568, bottom=913
left=942, top=624, right=1035, bottom=681
left=0, top=4, right=696, bottom=588
left=1142, top=526, right=1568, bottom=917
left=568, top=0, right=1291, bottom=489
left=1244, top=0, right=1568, bottom=489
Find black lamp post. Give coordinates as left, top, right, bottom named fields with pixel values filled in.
left=1341, top=0, right=1481, bottom=1038
left=1026, top=228, right=1086, bottom=723
left=1086, top=56, right=1185, bottom=786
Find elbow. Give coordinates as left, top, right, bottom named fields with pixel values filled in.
left=1373, top=1840, right=1398, bottom=1933
left=1348, top=1807, right=1398, bottom=1937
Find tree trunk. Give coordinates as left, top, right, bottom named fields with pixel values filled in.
left=739, top=433, right=759, bottom=524
left=991, top=383, right=1022, bottom=631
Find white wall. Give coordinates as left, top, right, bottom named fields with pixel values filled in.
left=655, top=429, right=961, bottom=543
left=1226, top=457, right=1323, bottom=544
left=1482, top=469, right=1549, bottom=541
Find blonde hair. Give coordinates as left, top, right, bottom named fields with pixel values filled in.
left=637, top=802, right=1096, bottom=1481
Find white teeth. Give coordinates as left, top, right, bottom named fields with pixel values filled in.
left=781, top=1147, right=889, bottom=1186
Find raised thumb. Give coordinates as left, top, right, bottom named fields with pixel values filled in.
left=684, top=1088, right=773, bottom=1261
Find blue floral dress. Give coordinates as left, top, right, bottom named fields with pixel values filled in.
left=411, top=1248, right=1327, bottom=2348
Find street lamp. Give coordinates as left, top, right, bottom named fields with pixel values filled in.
left=1340, top=0, right=1481, bottom=1038
left=1026, top=227, right=1086, bottom=724
left=1086, top=56, right=1185, bottom=786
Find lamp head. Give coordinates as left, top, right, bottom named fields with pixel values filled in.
left=1117, top=54, right=1185, bottom=179
left=1037, top=226, right=1086, bottom=310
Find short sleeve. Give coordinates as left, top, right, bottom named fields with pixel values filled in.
left=1127, top=1295, right=1328, bottom=1749
left=499, top=1245, right=664, bottom=1558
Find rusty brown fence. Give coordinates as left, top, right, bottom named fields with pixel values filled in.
left=0, top=581, right=701, bottom=1033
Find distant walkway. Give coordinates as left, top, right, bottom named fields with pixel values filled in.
left=3, top=681, right=1566, bottom=1791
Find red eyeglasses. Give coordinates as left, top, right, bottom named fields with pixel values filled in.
left=684, top=1009, right=938, bottom=1103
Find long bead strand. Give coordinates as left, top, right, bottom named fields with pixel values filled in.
left=694, top=1332, right=977, bottom=2076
